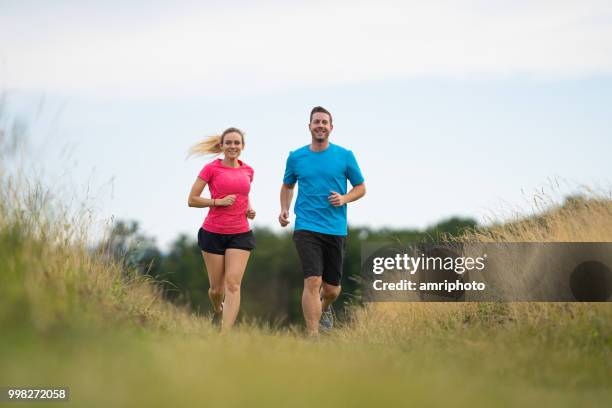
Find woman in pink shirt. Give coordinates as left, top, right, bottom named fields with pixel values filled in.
left=188, top=127, right=256, bottom=331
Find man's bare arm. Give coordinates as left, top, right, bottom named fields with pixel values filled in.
left=279, top=183, right=295, bottom=226
left=328, top=183, right=366, bottom=207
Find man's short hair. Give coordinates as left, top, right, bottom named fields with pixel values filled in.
left=310, top=106, right=333, bottom=124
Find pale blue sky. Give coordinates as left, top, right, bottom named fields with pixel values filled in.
left=2, top=1, right=611, bottom=249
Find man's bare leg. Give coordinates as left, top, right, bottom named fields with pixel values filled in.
left=321, top=282, right=341, bottom=311
left=302, top=276, right=322, bottom=336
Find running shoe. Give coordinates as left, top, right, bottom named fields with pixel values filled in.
left=211, top=303, right=223, bottom=329
left=319, top=305, right=334, bottom=332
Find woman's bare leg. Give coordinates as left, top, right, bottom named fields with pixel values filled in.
left=222, top=248, right=250, bottom=331
left=202, top=251, right=225, bottom=313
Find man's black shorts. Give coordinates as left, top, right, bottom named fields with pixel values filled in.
left=198, top=228, right=256, bottom=255
left=292, top=230, right=346, bottom=286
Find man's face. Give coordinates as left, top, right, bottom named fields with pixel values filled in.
left=309, top=112, right=333, bottom=143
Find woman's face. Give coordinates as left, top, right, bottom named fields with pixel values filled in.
left=221, top=132, right=244, bottom=160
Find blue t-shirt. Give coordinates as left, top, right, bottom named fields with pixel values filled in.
left=282, top=143, right=364, bottom=236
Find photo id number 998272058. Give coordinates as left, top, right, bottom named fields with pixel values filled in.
left=1, top=387, right=69, bottom=401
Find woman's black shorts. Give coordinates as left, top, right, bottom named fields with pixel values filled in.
left=197, top=228, right=256, bottom=255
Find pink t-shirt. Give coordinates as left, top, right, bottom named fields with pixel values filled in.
left=198, top=159, right=254, bottom=234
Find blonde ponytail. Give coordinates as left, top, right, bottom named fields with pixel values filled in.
left=188, top=135, right=223, bottom=157
left=187, top=127, right=245, bottom=158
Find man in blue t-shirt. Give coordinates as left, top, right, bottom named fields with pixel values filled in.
left=279, top=106, right=366, bottom=336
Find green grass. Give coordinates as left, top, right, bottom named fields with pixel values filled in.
left=2, top=310, right=611, bottom=407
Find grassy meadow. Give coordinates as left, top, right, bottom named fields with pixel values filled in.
left=1, top=130, right=611, bottom=406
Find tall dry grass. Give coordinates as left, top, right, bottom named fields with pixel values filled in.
left=0, top=103, right=212, bottom=338
left=467, top=196, right=612, bottom=242
left=0, top=177, right=212, bottom=336
left=339, top=195, right=612, bottom=345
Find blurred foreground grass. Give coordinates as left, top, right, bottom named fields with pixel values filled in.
left=1, top=115, right=611, bottom=406
left=1, top=303, right=611, bottom=407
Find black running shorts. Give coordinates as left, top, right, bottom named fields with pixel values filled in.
left=292, top=230, right=346, bottom=286
left=198, top=228, right=256, bottom=255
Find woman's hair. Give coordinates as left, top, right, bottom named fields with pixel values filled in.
left=188, top=127, right=245, bottom=157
